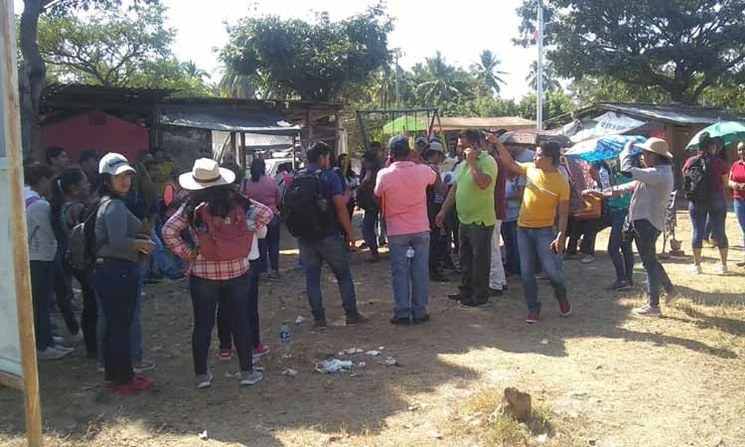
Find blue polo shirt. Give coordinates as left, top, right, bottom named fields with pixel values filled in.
left=306, top=163, right=344, bottom=237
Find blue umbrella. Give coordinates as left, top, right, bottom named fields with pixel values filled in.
left=564, top=135, right=645, bottom=162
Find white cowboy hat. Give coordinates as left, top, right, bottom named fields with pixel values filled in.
left=635, top=137, right=673, bottom=159
left=179, top=158, right=236, bottom=191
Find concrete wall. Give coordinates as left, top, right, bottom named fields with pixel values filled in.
left=159, top=126, right=212, bottom=173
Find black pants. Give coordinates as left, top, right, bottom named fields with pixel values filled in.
left=30, top=260, right=54, bottom=351
left=190, top=272, right=253, bottom=376
left=567, top=217, right=599, bottom=256
left=218, top=262, right=261, bottom=350
left=93, top=259, right=140, bottom=385
left=427, top=202, right=444, bottom=273
left=52, top=251, right=79, bottom=335
left=458, top=223, right=494, bottom=303
left=72, top=268, right=98, bottom=358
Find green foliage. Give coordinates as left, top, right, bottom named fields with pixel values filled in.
left=517, top=0, right=745, bottom=104
left=220, top=4, right=392, bottom=102
left=470, top=50, right=507, bottom=95
left=526, top=60, right=561, bottom=92
left=569, top=75, right=670, bottom=105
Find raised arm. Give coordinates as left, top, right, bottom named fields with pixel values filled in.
left=486, top=134, right=524, bottom=176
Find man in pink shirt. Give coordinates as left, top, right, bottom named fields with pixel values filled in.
left=375, top=136, right=437, bottom=325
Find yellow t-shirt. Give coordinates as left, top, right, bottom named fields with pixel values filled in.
left=517, top=163, right=570, bottom=228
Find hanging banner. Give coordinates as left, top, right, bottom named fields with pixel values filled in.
left=569, top=111, right=647, bottom=143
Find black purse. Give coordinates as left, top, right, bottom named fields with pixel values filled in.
left=622, top=215, right=636, bottom=243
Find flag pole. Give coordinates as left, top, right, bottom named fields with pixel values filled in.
left=536, top=0, right=544, bottom=131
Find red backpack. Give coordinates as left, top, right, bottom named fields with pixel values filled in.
left=195, top=202, right=252, bottom=261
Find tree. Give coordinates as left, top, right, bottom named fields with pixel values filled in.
left=414, top=52, right=470, bottom=106
left=220, top=5, right=392, bottom=102
left=517, top=90, right=575, bottom=121
left=470, top=50, right=506, bottom=95
left=569, top=75, right=670, bottom=105
left=181, top=60, right=210, bottom=81
left=526, top=60, right=561, bottom=92
left=18, top=0, right=158, bottom=154
left=517, top=0, right=745, bottom=104
left=37, top=4, right=173, bottom=87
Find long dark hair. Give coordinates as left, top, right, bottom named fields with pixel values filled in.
left=49, top=168, right=86, bottom=243
left=184, top=185, right=248, bottom=225
left=250, top=158, right=266, bottom=183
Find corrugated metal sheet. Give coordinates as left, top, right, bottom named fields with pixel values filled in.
left=439, top=116, right=535, bottom=131
left=160, top=106, right=300, bottom=135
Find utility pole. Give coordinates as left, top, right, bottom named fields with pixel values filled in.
left=394, top=52, right=400, bottom=109
left=536, top=0, right=544, bottom=131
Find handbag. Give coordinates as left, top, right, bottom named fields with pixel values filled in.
left=622, top=215, right=636, bottom=243
left=572, top=195, right=602, bottom=221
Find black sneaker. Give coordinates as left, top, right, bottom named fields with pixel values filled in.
left=390, top=316, right=411, bottom=326
left=345, top=313, right=369, bottom=326
left=459, top=300, right=487, bottom=308
left=313, top=318, right=327, bottom=330
left=488, top=288, right=504, bottom=297
left=430, top=272, right=449, bottom=282
left=412, top=315, right=430, bottom=325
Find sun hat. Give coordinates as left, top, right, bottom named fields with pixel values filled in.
left=635, top=137, right=673, bottom=159
left=179, top=158, right=236, bottom=191
left=389, top=135, right=411, bottom=157
left=99, top=153, right=136, bottom=176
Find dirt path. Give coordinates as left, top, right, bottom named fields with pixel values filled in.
left=1, top=212, right=744, bottom=447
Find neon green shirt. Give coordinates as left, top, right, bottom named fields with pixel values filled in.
left=455, top=151, right=498, bottom=226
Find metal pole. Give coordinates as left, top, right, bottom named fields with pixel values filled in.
left=536, top=0, right=544, bottom=131
left=0, top=0, right=43, bottom=445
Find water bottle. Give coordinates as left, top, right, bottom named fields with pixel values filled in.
left=246, top=204, right=258, bottom=230
left=406, top=247, right=415, bottom=259
left=278, top=323, right=292, bottom=344
left=599, top=167, right=611, bottom=190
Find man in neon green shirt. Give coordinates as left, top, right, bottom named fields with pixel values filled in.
left=436, top=130, right=498, bottom=307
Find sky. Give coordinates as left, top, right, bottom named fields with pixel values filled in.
left=13, top=0, right=538, bottom=100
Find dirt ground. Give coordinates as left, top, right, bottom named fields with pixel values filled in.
left=1, top=211, right=744, bottom=447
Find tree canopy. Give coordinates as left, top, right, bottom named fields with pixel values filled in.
left=220, top=5, right=392, bottom=102
left=517, top=0, right=745, bottom=104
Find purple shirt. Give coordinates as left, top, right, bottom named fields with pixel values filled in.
left=241, top=176, right=281, bottom=215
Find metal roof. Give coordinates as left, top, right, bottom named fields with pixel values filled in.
left=159, top=105, right=300, bottom=135
left=547, top=103, right=745, bottom=127
left=438, top=116, right=535, bottom=131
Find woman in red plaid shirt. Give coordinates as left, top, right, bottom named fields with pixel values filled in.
left=163, top=158, right=273, bottom=388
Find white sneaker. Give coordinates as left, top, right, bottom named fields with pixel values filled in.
left=239, top=371, right=263, bottom=387
left=687, top=264, right=703, bottom=274
left=196, top=372, right=213, bottom=389
left=633, top=303, right=662, bottom=317
left=37, top=347, right=71, bottom=360
left=53, top=344, right=74, bottom=354
left=580, top=255, right=595, bottom=264
left=714, top=264, right=728, bottom=275
left=52, top=335, right=66, bottom=345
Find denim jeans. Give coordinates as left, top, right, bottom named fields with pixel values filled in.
left=218, top=261, right=261, bottom=350
left=93, top=259, right=140, bottom=384
left=298, top=234, right=359, bottom=319
left=735, top=199, right=745, bottom=247
left=150, top=227, right=181, bottom=279
left=30, top=260, right=54, bottom=350
left=362, top=209, right=380, bottom=255
left=689, top=194, right=729, bottom=249
left=517, top=226, right=567, bottom=312
left=633, top=219, right=673, bottom=307
left=258, top=215, right=281, bottom=273
left=458, top=223, right=493, bottom=303
left=489, top=220, right=507, bottom=290
left=501, top=220, right=520, bottom=275
left=189, top=272, right=253, bottom=376
left=608, top=208, right=634, bottom=283
left=388, top=232, right=430, bottom=318
left=566, top=218, right=599, bottom=256
left=51, top=247, right=79, bottom=335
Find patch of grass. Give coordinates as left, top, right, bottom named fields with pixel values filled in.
left=448, top=388, right=553, bottom=447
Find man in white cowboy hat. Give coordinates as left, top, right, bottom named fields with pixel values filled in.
left=604, top=137, right=675, bottom=317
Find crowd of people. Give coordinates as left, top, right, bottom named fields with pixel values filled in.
left=21, top=128, right=745, bottom=395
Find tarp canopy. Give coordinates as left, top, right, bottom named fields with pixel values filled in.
left=565, top=135, right=645, bottom=162
left=160, top=106, right=300, bottom=135
left=381, top=115, right=432, bottom=134
left=439, top=116, right=535, bottom=131
left=564, top=111, right=646, bottom=143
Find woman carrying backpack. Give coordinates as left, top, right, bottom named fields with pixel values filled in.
left=91, top=153, right=157, bottom=395
left=163, top=158, right=273, bottom=388
left=49, top=168, right=99, bottom=358
left=683, top=133, right=730, bottom=275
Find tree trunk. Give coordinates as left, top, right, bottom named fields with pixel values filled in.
left=19, top=0, right=45, bottom=157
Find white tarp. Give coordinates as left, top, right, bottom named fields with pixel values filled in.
left=568, top=111, right=646, bottom=143
left=0, top=158, right=22, bottom=379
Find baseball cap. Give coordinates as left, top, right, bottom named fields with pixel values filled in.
left=99, top=152, right=136, bottom=176
left=415, top=136, right=429, bottom=147
left=388, top=135, right=411, bottom=157
left=425, top=141, right=445, bottom=156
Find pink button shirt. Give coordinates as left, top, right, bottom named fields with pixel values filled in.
left=374, top=161, right=436, bottom=237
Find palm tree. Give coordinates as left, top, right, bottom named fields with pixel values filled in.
left=470, top=50, right=507, bottom=95
left=415, top=52, right=462, bottom=106
left=526, top=60, right=562, bottom=92
left=218, top=66, right=257, bottom=99
left=181, top=60, right=210, bottom=80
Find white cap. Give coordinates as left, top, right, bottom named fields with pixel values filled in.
left=99, top=153, right=136, bottom=176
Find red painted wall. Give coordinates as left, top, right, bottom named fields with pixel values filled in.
left=40, top=111, right=149, bottom=162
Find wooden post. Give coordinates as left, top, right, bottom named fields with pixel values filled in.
left=0, top=1, right=43, bottom=445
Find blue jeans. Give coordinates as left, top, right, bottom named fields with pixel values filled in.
left=633, top=219, right=673, bottom=307
left=689, top=194, right=729, bottom=249
left=388, top=232, right=430, bottom=318
left=501, top=220, right=520, bottom=275
left=93, top=259, right=140, bottom=384
left=30, top=261, right=54, bottom=350
left=517, top=226, right=567, bottom=312
left=298, top=234, right=359, bottom=319
left=608, top=208, right=634, bottom=283
left=150, top=227, right=181, bottom=279
left=97, top=263, right=143, bottom=365
left=734, top=199, right=745, bottom=247
left=362, top=209, right=380, bottom=255
left=258, top=215, right=281, bottom=273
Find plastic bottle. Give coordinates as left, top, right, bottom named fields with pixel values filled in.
left=278, top=322, right=292, bottom=344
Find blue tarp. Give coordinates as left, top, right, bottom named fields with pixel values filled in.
left=564, top=135, right=645, bottom=162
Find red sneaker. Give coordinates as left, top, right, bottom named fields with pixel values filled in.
left=218, top=348, right=232, bottom=361
left=115, top=377, right=155, bottom=396
left=557, top=296, right=572, bottom=316
left=526, top=309, right=540, bottom=324
left=253, top=344, right=271, bottom=359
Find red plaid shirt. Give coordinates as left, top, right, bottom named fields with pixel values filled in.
left=163, top=199, right=274, bottom=280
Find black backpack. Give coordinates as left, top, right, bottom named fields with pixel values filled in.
left=66, top=198, right=108, bottom=271
left=683, top=155, right=713, bottom=203
left=281, top=169, right=335, bottom=240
